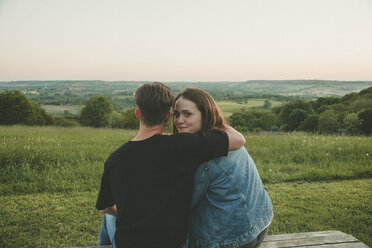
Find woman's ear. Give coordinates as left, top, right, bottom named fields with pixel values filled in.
left=135, top=108, right=141, bottom=120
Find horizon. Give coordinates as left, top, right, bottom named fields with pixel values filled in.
left=1, top=0, right=372, bottom=81
left=2, top=79, right=372, bottom=83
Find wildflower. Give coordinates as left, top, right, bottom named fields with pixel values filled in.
left=269, top=169, right=272, bottom=172
left=367, top=153, right=369, bottom=157
left=338, top=148, right=341, bottom=151
left=326, top=153, right=329, bottom=156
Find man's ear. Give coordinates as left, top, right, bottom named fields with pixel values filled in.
left=135, top=108, right=141, bottom=120
left=165, top=111, right=171, bottom=123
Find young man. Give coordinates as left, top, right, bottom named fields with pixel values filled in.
left=96, top=82, right=245, bottom=248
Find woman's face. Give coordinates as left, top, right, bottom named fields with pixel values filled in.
left=174, top=97, right=202, bottom=133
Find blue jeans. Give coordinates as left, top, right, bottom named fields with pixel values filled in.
left=98, top=214, right=116, bottom=248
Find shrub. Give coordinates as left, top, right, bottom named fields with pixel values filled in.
left=341, top=113, right=361, bottom=135
left=108, top=112, right=125, bottom=128
left=0, top=90, right=55, bottom=126
left=278, top=100, right=314, bottom=131
left=358, top=109, right=372, bottom=135
left=121, top=107, right=139, bottom=129
left=298, top=115, right=319, bottom=133
left=56, top=118, right=80, bottom=127
left=318, top=110, right=338, bottom=134
left=79, top=96, right=113, bottom=127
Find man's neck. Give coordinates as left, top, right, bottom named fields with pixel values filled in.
left=131, top=123, right=165, bottom=141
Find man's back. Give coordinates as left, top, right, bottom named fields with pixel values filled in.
left=96, top=132, right=228, bottom=248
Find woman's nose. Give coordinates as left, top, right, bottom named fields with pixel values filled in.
left=176, top=115, right=184, bottom=123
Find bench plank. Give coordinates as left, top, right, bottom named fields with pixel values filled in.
left=294, top=244, right=368, bottom=248
left=265, top=230, right=351, bottom=240
left=261, top=230, right=368, bottom=248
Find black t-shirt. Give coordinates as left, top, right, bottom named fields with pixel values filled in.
left=96, top=130, right=228, bottom=248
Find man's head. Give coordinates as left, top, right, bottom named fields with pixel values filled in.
left=135, top=82, right=174, bottom=126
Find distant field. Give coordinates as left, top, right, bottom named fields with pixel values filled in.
left=216, top=99, right=284, bottom=116
left=111, top=95, right=133, bottom=100
left=41, top=105, right=83, bottom=118
left=40, top=99, right=284, bottom=119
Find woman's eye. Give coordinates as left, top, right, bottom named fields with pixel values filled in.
left=173, top=113, right=179, bottom=118
left=184, top=112, right=191, bottom=117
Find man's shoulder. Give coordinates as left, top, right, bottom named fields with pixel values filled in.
left=111, top=142, right=131, bottom=155
left=104, top=142, right=132, bottom=168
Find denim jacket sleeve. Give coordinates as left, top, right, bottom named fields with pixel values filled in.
left=191, top=163, right=211, bottom=208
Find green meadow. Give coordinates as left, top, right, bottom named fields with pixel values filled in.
left=0, top=126, right=371, bottom=247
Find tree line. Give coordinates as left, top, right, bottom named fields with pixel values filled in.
left=1, top=87, right=371, bottom=135
left=229, top=87, right=372, bottom=135
left=0, top=90, right=138, bottom=129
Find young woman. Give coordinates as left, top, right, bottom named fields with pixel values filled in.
left=173, top=88, right=273, bottom=248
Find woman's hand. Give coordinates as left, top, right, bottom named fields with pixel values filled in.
left=224, top=125, right=246, bottom=151
left=101, top=204, right=117, bottom=216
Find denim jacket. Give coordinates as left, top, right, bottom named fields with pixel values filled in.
left=188, top=147, right=273, bottom=248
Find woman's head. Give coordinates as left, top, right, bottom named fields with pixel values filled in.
left=173, top=88, right=226, bottom=134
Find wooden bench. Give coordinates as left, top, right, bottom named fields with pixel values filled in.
left=70, top=230, right=368, bottom=248
left=260, top=230, right=368, bottom=247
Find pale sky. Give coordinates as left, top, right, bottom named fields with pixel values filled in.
left=0, top=0, right=371, bottom=82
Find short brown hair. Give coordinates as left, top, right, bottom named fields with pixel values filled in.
left=135, top=82, right=174, bottom=126
left=173, top=88, right=226, bottom=134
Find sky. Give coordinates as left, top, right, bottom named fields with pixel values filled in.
left=0, top=0, right=371, bottom=82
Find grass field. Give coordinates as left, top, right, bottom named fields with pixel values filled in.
left=0, top=126, right=371, bottom=247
